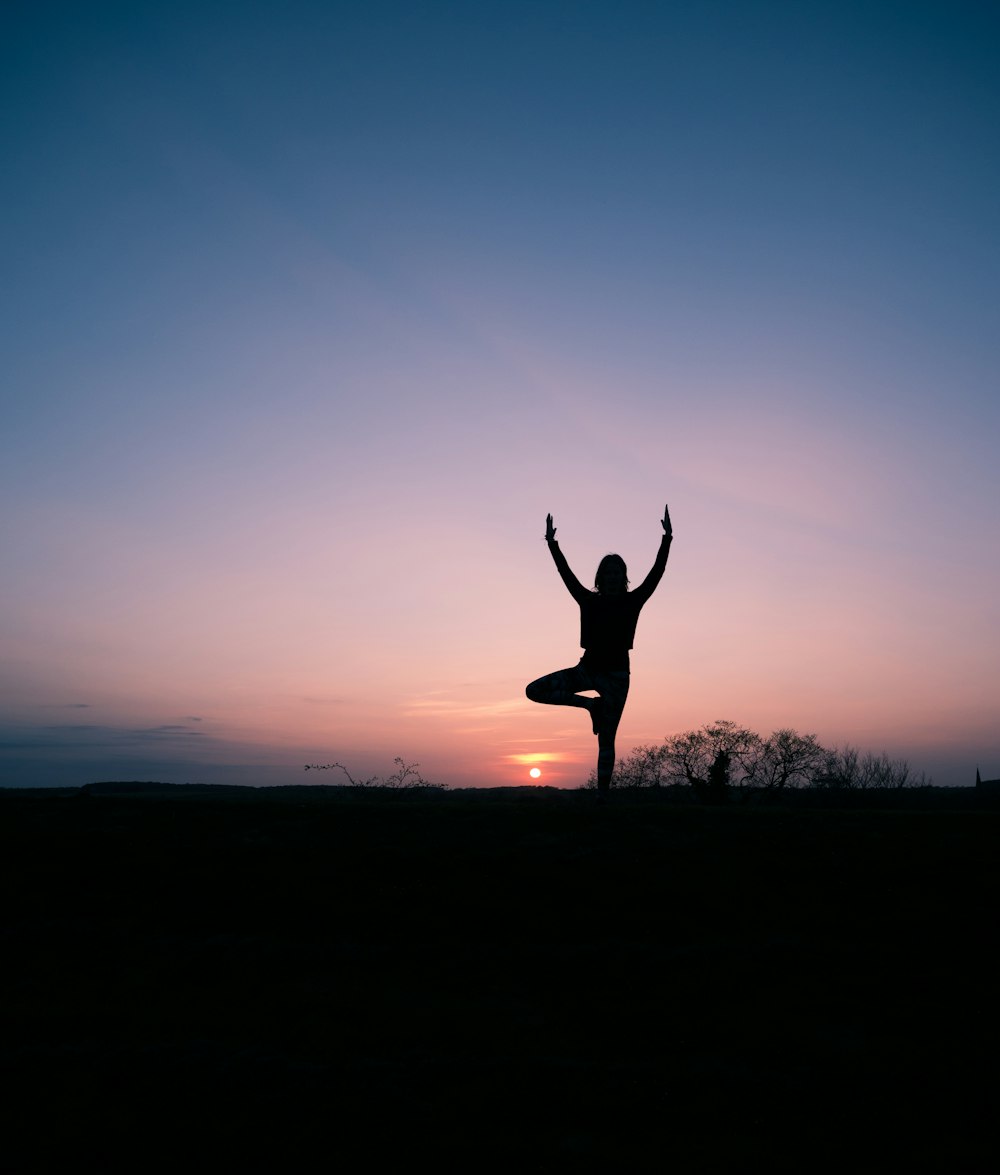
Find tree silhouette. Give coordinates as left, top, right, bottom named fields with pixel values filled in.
left=746, top=729, right=826, bottom=790
left=590, top=722, right=929, bottom=791
left=821, top=745, right=929, bottom=790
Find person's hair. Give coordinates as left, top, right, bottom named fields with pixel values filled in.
left=594, top=553, right=629, bottom=593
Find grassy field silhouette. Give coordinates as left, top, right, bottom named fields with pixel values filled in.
left=2, top=783, right=996, bottom=1167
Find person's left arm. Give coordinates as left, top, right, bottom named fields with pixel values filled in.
left=631, top=503, right=673, bottom=604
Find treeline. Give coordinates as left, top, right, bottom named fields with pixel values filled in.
left=597, top=720, right=930, bottom=793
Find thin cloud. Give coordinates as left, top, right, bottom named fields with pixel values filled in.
left=403, top=695, right=524, bottom=721
left=0, top=722, right=208, bottom=753
left=0, top=719, right=307, bottom=789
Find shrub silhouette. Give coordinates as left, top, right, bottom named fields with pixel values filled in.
left=304, top=757, right=446, bottom=790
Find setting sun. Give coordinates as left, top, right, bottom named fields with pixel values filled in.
left=529, top=768, right=541, bottom=779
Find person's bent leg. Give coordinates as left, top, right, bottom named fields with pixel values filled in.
left=525, top=666, right=592, bottom=710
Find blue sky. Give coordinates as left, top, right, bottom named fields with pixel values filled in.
left=2, top=1, right=998, bottom=788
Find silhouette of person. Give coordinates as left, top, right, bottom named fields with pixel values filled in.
left=526, top=505, right=673, bottom=792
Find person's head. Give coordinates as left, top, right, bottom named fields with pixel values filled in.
left=595, top=554, right=629, bottom=595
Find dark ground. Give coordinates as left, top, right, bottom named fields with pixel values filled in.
left=2, top=784, right=997, bottom=1170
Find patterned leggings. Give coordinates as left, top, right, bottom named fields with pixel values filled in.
left=525, top=661, right=630, bottom=790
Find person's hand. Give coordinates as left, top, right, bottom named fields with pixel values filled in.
left=661, top=504, right=672, bottom=540
left=545, top=513, right=556, bottom=542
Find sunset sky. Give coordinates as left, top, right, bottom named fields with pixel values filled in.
left=3, top=1, right=998, bottom=789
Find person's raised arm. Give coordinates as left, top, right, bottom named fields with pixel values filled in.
left=545, top=512, right=589, bottom=603
left=632, top=503, right=673, bottom=604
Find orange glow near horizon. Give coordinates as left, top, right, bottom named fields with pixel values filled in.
left=507, top=752, right=565, bottom=767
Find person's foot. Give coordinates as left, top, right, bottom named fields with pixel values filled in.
left=589, top=698, right=603, bottom=735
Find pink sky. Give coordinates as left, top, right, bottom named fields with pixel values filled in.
left=4, top=363, right=997, bottom=788
left=3, top=3, right=998, bottom=789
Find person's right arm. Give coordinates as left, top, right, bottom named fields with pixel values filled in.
left=545, top=513, right=589, bottom=604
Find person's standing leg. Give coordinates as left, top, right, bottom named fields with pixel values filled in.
left=526, top=665, right=597, bottom=718
left=594, top=672, right=629, bottom=792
